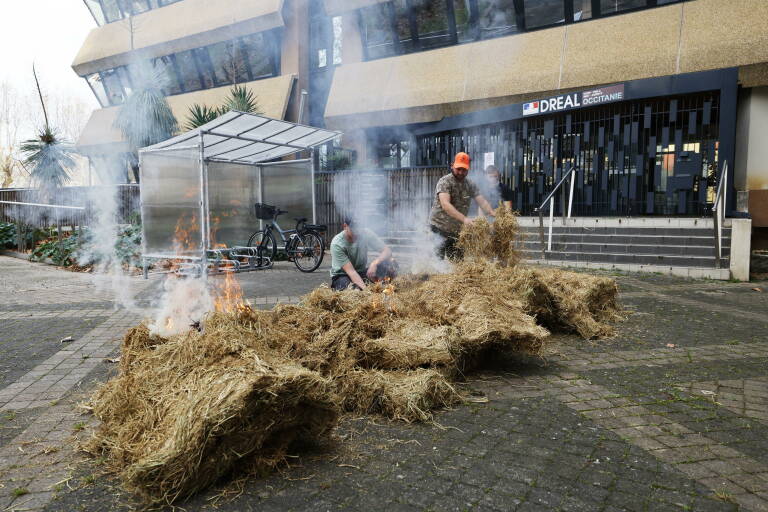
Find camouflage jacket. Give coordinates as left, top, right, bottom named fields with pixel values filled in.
left=429, top=173, right=479, bottom=235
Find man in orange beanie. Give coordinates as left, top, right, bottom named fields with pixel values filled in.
left=429, top=152, right=495, bottom=259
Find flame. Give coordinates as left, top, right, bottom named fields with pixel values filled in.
left=213, top=271, right=248, bottom=313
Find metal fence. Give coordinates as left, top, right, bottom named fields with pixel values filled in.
left=315, top=166, right=445, bottom=239
left=0, top=185, right=140, bottom=228
left=1, top=169, right=448, bottom=248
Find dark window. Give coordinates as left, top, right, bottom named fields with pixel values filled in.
left=454, top=0, right=477, bottom=42
left=358, top=1, right=686, bottom=61
left=412, top=0, right=454, bottom=50
left=100, top=0, right=123, bottom=23
left=152, top=55, right=183, bottom=95
left=572, top=0, right=593, bottom=20
left=600, top=0, right=647, bottom=14
left=100, top=68, right=126, bottom=105
left=84, top=0, right=106, bottom=25
left=174, top=49, right=204, bottom=93
left=241, top=32, right=277, bottom=79
left=477, top=0, right=518, bottom=38
left=82, top=0, right=183, bottom=26
left=360, top=4, right=399, bottom=59
left=86, top=73, right=109, bottom=107
left=523, top=0, right=564, bottom=28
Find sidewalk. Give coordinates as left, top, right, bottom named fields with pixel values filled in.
left=1, top=255, right=766, bottom=511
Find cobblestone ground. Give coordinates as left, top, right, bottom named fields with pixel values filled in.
left=1, top=255, right=767, bottom=511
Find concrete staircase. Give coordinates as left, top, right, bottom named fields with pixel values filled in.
left=518, top=217, right=731, bottom=280
left=381, top=217, right=733, bottom=280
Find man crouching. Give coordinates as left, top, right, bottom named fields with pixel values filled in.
left=330, top=217, right=398, bottom=290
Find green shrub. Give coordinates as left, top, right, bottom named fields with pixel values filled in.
left=29, top=224, right=142, bottom=268
left=0, top=222, right=15, bottom=249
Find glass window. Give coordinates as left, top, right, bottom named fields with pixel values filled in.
left=332, top=16, right=343, bottom=65
left=173, top=50, right=203, bottom=93
left=241, top=33, right=276, bottom=79
left=523, top=0, right=564, bottom=28
left=477, top=0, right=518, bottom=38
left=84, top=0, right=106, bottom=25
left=86, top=74, right=109, bottom=107
left=392, top=0, right=417, bottom=53
left=206, top=40, right=244, bottom=86
left=572, top=0, right=593, bottom=20
left=454, top=0, right=477, bottom=43
left=360, top=4, right=398, bottom=59
left=123, top=0, right=152, bottom=15
left=100, top=68, right=126, bottom=105
left=152, top=56, right=182, bottom=95
left=117, top=66, right=133, bottom=96
left=412, top=0, right=452, bottom=50
left=100, top=0, right=124, bottom=23
left=600, top=0, right=647, bottom=14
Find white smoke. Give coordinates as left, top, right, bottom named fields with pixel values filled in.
left=148, top=275, right=214, bottom=336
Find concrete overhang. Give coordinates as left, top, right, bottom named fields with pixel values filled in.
left=72, top=0, right=284, bottom=77
left=77, top=74, right=296, bottom=154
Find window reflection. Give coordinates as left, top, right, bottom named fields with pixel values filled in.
left=83, top=0, right=183, bottom=26
left=360, top=4, right=398, bottom=59
left=600, top=0, right=646, bottom=14
left=477, top=0, right=518, bottom=38
left=358, top=0, right=686, bottom=62
left=524, top=0, right=564, bottom=28
left=81, top=30, right=281, bottom=106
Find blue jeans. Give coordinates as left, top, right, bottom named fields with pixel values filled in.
left=331, top=259, right=398, bottom=290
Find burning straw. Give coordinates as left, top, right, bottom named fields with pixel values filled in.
left=85, top=209, right=623, bottom=505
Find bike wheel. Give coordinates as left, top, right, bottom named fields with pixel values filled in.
left=247, top=230, right=276, bottom=261
left=292, top=232, right=324, bottom=273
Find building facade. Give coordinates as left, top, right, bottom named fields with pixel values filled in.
left=74, top=0, right=768, bottom=241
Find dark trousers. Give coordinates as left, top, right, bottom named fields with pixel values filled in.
left=430, top=225, right=462, bottom=260
left=331, top=259, right=399, bottom=291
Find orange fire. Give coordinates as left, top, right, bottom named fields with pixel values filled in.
left=213, top=271, right=249, bottom=313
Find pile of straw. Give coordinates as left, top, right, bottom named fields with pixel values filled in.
left=86, top=208, right=623, bottom=505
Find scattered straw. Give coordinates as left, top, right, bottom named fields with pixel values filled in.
left=85, top=210, right=623, bottom=505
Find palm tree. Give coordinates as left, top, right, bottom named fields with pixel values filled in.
left=20, top=65, right=78, bottom=257
left=184, top=104, right=220, bottom=132
left=114, top=63, right=178, bottom=183
left=21, top=66, right=76, bottom=194
left=183, top=84, right=262, bottom=130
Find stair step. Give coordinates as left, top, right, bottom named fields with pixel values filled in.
left=520, top=242, right=720, bottom=257
left=519, top=249, right=726, bottom=268
left=524, top=258, right=732, bottom=280
left=520, top=233, right=730, bottom=247
left=518, top=226, right=730, bottom=236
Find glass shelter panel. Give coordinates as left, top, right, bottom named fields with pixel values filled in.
left=207, top=161, right=261, bottom=248
left=261, top=161, right=315, bottom=229
left=140, top=147, right=203, bottom=257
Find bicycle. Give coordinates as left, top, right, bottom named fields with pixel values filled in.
left=247, top=203, right=327, bottom=273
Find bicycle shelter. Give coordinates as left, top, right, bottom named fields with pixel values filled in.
left=138, top=111, right=341, bottom=277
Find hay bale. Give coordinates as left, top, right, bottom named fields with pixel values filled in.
left=86, top=320, right=338, bottom=506
left=337, top=368, right=461, bottom=422
left=458, top=206, right=520, bottom=266
left=359, top=322, right=459, bottom=370
left=508, top=267, right=623, bottom=339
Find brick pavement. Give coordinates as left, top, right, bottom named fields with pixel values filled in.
left=1, top=256, right=767, bottom=511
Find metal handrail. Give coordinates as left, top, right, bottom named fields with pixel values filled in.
left=535, top=165, right=577, bottom=258
left=712, top=161, right=728, bottom=268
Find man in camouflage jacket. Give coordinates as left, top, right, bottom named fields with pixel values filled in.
left=429, top=152, right=495, bottom=259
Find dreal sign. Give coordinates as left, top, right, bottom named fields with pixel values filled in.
left=523, top=84, right=625, bottom=116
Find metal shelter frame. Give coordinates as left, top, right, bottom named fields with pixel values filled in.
left=138, top=111, right=341, bottom=278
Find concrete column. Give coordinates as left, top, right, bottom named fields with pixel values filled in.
left=729, top=218, right=752, bottom=281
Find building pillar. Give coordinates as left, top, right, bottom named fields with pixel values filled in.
left=729, top=218, right=752, bottom=281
